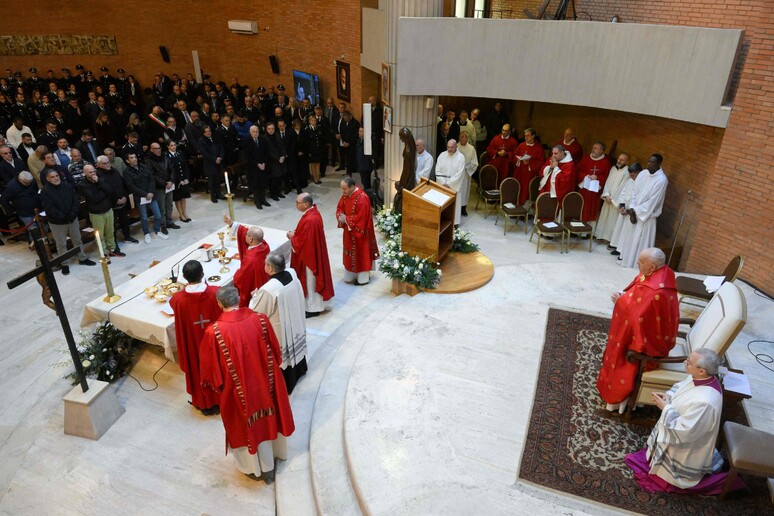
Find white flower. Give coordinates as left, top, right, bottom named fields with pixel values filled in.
left=89, top=354, right=95, bottom=360
left=102, top=348, right=107, bottom=352
left=82, top=360, right=92, bottom=368
left=419, top=263, right=424, bottom=270
left=106, top=370, right=111, bottom=376
left=437, top=269, right=442, bottom=276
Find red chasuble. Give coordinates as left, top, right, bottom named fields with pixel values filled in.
left=555, top=138, right=583, bottom=162
left=512, top=141, right=545, bottom=204
left=596, top=266, right=680, bottom=404
left=233, top=224, right=271, bottom=307
left=290, top=205, right=335, bottom=301
left=539, top=158, right=576, bottom=204
left=576, top=153, right=611, bottom=222
left=336, top=187, right=380, bottom=273
left=169, top=286, right=222, bottom=410
left=200, top=309, right=295, bottom=454
left=486, top=135, right=519, bottom=185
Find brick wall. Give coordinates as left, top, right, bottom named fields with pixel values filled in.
left=474, top=0, right=774, bottom=290
left=0, top=0, right=364, bottom=119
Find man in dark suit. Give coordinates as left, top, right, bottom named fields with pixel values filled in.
left=0, top=145, right=25, bottom=193
left=75, top=130, right=103, bottom=164
left=338, top=111, right=360, bottom=177
left=15, top=134, right=36, bottom=163
left=196, top=125, right=225, bottom=203
left=244, top=125, right=270, bottom=209
left=37, top=120, right=61, bottom=152
left=262, top=122, right=285, bottom=201
left=365, top=96, right=384, bottom=168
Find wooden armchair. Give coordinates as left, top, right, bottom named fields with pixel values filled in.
left=676, top=255, right=744, bottom=308
left=625, top=281, right=747, bottom=413
left=495, top=178, right=528, bottom=234
left=561, top=191, right=593, bottom=252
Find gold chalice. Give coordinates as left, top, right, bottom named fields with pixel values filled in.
left=219, top=255, right=232, bottom=274
left=144, top=286, right=159, bottom=298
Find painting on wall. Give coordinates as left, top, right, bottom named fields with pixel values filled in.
left=0, top=35, right=118, bottom=56
left=336, top=60, right=350, bottom=103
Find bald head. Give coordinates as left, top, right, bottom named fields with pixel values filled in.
left=246, top=226, right=264, bottom=244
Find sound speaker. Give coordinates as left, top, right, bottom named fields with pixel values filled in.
left=159, top=46, right=170, bottom=63
left=269, top=55, right=280, bottom=74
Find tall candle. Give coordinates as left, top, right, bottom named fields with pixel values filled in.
left=225, top=171, right=231, bottom=195
left=94, top=230, right=105, bottom=258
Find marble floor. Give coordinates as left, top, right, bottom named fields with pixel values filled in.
left=0, top=169, right=771, bottom=515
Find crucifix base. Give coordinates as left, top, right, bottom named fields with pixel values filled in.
left=63, top=379, right=124, bottom=440
left=103, top=294, right=121, bottom=303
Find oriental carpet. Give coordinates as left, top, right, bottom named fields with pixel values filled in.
left=518, top=308, right=774, bottom=516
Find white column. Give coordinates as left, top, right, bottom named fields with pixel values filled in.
left=382, top=0, right=444, bottom=208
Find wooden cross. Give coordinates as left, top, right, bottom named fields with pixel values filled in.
left=6, top=227, right=89, bottom=392
left=193, top=314, right=210, bottom=329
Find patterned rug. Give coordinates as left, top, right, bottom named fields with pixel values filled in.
left=518, top=308, right=774, bottom=515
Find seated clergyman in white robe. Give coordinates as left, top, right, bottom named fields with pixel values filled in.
left=249, top=253, right=308, bottom=394
left=435, top=139, right=467, bottom=225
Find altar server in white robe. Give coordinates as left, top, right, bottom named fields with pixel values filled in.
left=609, top=163, right=641, bottom=254
left=456, top=131, right=478, bottom=217
left=435, top=139, right=467, bottom=225
left=414, top=138, right=434, bottom=183
left=619, top=154, right=668, bottom=268
left=596, top=153, right=630, bottom=242
left=250, top=252, right=308, bottom=394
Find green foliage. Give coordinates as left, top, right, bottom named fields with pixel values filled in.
left=375, top=207, right=402, bottom=240
left=67, top=322, right=142, bottom=384
left=452, top=228, right=480, bottom=253
left=377, top=235, right=441, bottom=289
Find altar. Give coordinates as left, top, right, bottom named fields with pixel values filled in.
left=80, top=226, right=290, bottom=361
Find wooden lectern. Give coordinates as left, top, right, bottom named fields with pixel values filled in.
left=401, top=178, right=456, bottom=262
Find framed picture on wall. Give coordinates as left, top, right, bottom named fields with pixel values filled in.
left=383, top=105, right=392, bottom=134
left=336, top=60, right=350, bottom=103
left=381, top=62, right=391, bottom=106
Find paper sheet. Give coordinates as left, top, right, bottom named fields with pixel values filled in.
left=165, top=184, right=176, bottom=194
left=140, top=196, right=151, bottom=205
left=570, top=222, right=585, bottom=227
left=543, top=222, right=558, bottom=228
left=422, top=189, right=451, bottom=206
left=503, top=202, right=516, bottom=209
left=723, top=371, right=751, bottom=397
left=583, top=176, right=601, bottom=192
left=703, top=275, right=725, bottom=293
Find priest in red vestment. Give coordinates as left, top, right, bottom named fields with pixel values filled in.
left=576, top=142, right=612, bottom=222
left=336, top=177, right=380, bottom=285
left=538, top=145, right=576, bottom=211
left=512, top=128, right=545, bottom=204
left=169, top=260, right=222, bottom=415
left=200, top=286, right=295, bottom=483
left=486, top=124, right=519, bottom=185
left=288, top=192, right=335, bottom=317
left=224, top=215, right=271, bottom=307
left=555, top=127, right=583, bottom=162
left=596, top=248, right=680, bottom=413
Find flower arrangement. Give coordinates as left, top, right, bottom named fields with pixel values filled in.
left=375, top=207, right=402, bottom=239
left=67, top=322, right=142, bottom=384
left=452, top=228, right=480, bottom=253
left=378, top=237, right=441, bottom=290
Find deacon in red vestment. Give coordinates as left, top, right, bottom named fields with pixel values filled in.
left=576, top=142, right=612, bottom=222
left=555, top=127, right=583, bottom=162
left=169, top=260, right=222, bottom=414
left=336, top=177, right=380, bottom=285
left=538, top=145, right=576, bottom=211
left=486, top=124, right=519, bottom=185
left=224, top=215, right=271, bottom=307
left=512, top=128, right=545, bottom=204
left=200, top=287, right=295, bottom=481
left=596, top=248, right=679, bottom=411
left=288, top=192, right=335, bottom=316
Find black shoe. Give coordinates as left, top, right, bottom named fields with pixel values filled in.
left=305, top=311, right=321, bottom=319
left=167, top=222, right=181, bottom=230
left=354, top=280, right=369, bottom=286
left=255, top=203, right=263, bottom=210
left=126, top=237, right=140, bottom=244
left=62, top=265, right=70, bottom=275
left=461, top=207, right=468, bottom=216
left=262, top=201, right=271, bottom=207
left=610, top=250, right=620, bottom=256
left=161, top=227, right=169, bottom=235
left=211, top=198, right=219, bottom=203
left=271, top=196, right=280, bottom=201
left=79, top=258, right=97, bottom=266
left=200, top=406, right=220, bottom=416
left=0, top=239, right=4, bottom=246
left=278, top=193, right=286, bottom=199
left=216, top=195, right=227, bottom=200
left=296, top=189, right=303, bottom=194
left=607, top=245, right=615, bottom=251
left=109, top=249, right=126, bottom=257
left=180, top=218, right=191, bottom=223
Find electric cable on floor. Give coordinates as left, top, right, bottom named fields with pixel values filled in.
left=127, top=359, right=170, bottom=391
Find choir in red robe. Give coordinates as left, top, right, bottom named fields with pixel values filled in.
left=486, top=129, right=519, bottom=185
left=596, top=265, right=679, bottom=405
left=576, top=151, right=611, bottom=222
left=539, top=152, right=576, bottom=205
left=200, top=307, right=295, bottom=456
left=233, top=223, right=271, bottom=308
left=170, top=283, right=222, bottom=412
left=336, top=185, right=380, bottom=276
left=512, top=139, right=545, bottom=204
left=290, top=204, right=335, bottom=302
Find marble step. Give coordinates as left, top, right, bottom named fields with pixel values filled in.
left=309, top=294, right=410, bottom=516
left=275, top=287, right=404, bottom=516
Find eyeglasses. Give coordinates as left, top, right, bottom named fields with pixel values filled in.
left=684, top=358, right=703, bottom=369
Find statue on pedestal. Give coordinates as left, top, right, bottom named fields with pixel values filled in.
left=393, top=127, right=416, bottom=214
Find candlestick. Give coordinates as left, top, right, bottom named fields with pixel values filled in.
left=94, top=230, right=104, bottom=258
left=225, top=171, right=231, bottom=195
left=226, top=193, right=235, bottom=221
left=100, top=257, right=121, bottom=303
